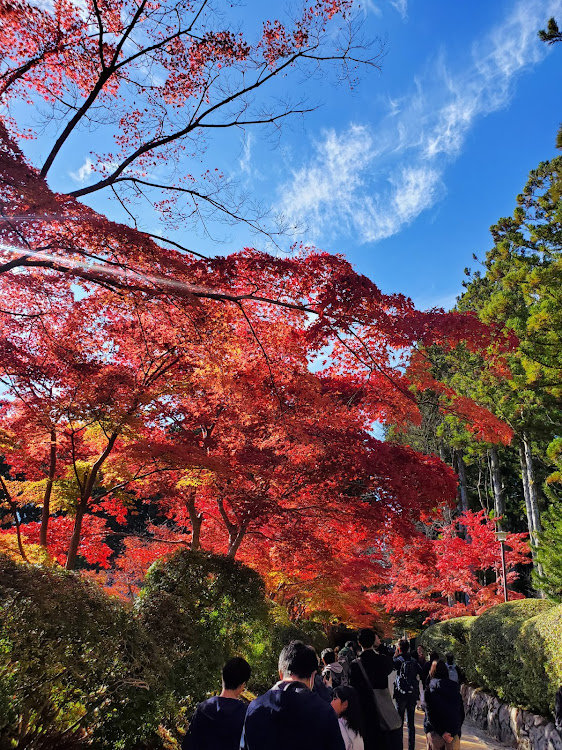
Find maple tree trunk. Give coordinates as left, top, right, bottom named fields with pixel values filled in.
left=186, top=496, right=203, bottom=551
left=65, top=496, right=88, bottom=570
left=226, top=526, right=246, bottom=558
left=40, top=429, right=56, bottom=547
left=489, top=446, right=505, bottom=528
left=65, top=432, right=119, bottom=569
left=0, top=475, right=29, bottom=563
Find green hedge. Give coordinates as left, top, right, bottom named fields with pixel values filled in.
left=420, top=616, right=477, bottom=682
left=470, top=599, right=554, bottom=706
left=0, top=554, right=170, bottom=749
left=421, top=599, right=561, bottom=718
left=518, top=603, right=562, bottom=716
left=249, top=609, right=329, bottom=694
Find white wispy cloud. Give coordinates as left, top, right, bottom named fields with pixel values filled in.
left=354, top=0, right=407, bottom=17
left=390, top=0, right=408, bottom=19
left=239, top=133, right=254, bottom=175
left=69, top=157, right=94, bottom=184
left=280, top=0, right=561, bottom=244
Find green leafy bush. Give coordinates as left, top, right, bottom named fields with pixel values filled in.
left=469, top=599, right=554, bottom=706
left=517, top=602, right=562, bottom=716
left=0, top=554, right=169, bottom=749
left=249, top=606, right=329, bottom=694
left=136, top=550, right=270, bottom=714
left=420, top=616, right=477, bottom=681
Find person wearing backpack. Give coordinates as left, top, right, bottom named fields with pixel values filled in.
left=393, top=640, right=422, bottom=750
left=322, top=649, right=347, bottom=689
left=445, top=654, right=465, bottom=685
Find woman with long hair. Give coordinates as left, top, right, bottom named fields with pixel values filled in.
left=331, top=685, right=365, bottom=750
left=424, top=660, right=464, bottom=750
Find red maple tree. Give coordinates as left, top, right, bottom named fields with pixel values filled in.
left=0, top=0, right=520, bottom=621
left=373, top=510, right=530, bottom=622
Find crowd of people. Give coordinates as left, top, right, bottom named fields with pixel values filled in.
left=182, top=628, right=465, bottom=750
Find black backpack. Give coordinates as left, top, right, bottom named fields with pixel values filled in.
left=395, top=657, right=418, bottom=695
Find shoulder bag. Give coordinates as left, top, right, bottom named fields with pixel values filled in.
left=357, top=657, right=402, bottom=732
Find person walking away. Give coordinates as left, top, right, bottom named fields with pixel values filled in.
left=323, top=648, right=347, bottom=688
left=445, top=654, right=465, bottom=685
left=332, top=685, right=365, bottom=750
left=350, top=628, right=401, bottom=750
left=416, top=646, right=429, bottom=706
left=340, top=641, right=358, bottom=666
left=423, top=651, right=440, bottom=690
left=424, top=660, right=464, bottom=750
left=182, top=657, right=251, bottom=750
left=393, top=640, right=421, bottom=750
left=241, top=640, right=344, bottom=750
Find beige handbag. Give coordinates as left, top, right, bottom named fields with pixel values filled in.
left=357, top=658, right=402, bottom=732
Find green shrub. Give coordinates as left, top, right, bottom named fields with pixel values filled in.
left=421, top=616, right=477, bottom=681
left=249, top=606, right=329, bottom=694
left=469, top=599, right=554, bottom=706
left=0, top=554, right=169, bottom=749
left=136, top=550, right=269, bottom=715
left=517, top=602, right=562, bottom=716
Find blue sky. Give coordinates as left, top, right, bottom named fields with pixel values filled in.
left=20, top=0, right=562, bottom=311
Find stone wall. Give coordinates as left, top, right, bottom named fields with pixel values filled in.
left=461, top=684, right=562, bottom=750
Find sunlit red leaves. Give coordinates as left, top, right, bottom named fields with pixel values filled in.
left=0, top=47, right=519, bottom=617
left=374, top=510, right=530, bottom=622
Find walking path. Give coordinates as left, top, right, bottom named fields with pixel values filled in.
left=413, top=708, right=510, bottom=750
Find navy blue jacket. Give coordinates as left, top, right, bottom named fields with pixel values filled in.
left=424, top=678, right=465, bottom=737
left=241, top=680, right=345, bottom=750
left=182, top=696, right=247, bottom=750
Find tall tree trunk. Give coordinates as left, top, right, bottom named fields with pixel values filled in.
left=40, top=429, right=56, bottom=547
left=519, top=433, right=544, bottom=598
left=456, top=451, right=469, bottom=513
left=518, top=440, right=534, bottom=540
left=522, top=433, right=542, bottom=536
left=489, top=446, right=505, bottom=528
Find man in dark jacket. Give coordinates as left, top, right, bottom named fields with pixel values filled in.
left=241, top=640, right=344, bottom=750
left=182, top=657, right=251, bottom=750
left=393, top=640, right=422, bottom=750
left=349, top=628, right=400, bottom=750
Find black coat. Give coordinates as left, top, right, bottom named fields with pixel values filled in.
left=241, top=680, right=344, bottom=750
left=424, top=678, right=465, bottom=738
left=182, top=696, right=247, bottom=750
left=349, top=649, right=395, bottom=750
